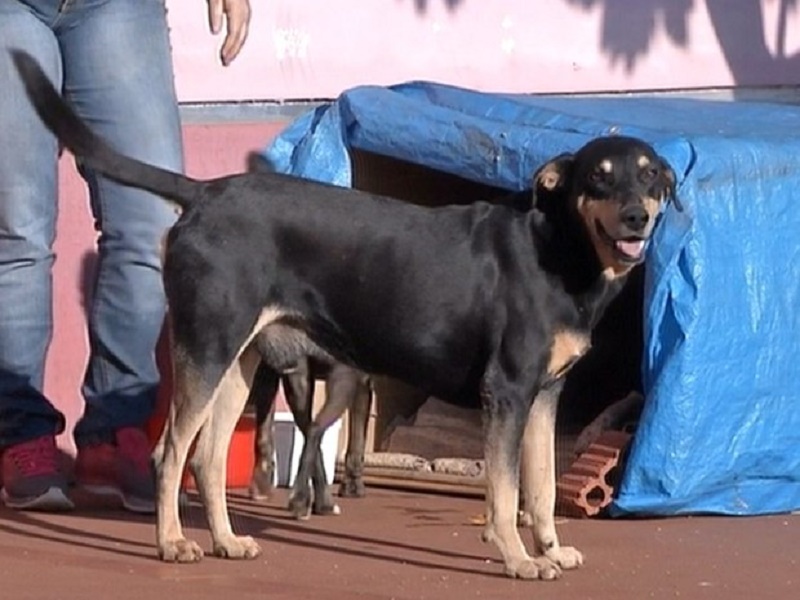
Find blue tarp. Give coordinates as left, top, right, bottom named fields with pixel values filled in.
left=258, top=81, right=800, bottom=517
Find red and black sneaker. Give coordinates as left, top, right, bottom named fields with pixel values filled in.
left=1, top=435, right=74, bottom=511
left=75, top=427, right=156, bottom=514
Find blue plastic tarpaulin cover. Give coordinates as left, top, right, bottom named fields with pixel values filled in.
left=259, top=81, right=800, bottom=516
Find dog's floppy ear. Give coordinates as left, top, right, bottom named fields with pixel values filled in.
left=658, top=156, right=682, bottom=212
left=532, top=153, right=573, bottom=208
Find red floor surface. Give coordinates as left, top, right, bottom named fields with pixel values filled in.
left=0, top=487, right=796, bottom=600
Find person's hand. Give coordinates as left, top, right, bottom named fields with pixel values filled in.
left=207, top=0, right=251, bottom=66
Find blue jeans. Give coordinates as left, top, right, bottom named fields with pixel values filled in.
left=0, top=0, right=183, bottom=448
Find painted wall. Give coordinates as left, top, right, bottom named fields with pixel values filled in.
left=168, top=0, right=800, bottom=103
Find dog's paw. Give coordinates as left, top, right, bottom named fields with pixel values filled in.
left=338, top=477, right=366, bottom=498
left=313, top=499, right=342, bottom=516
left=248, top=477, right=275, bottom=502
left=312, top=487, right=342, bottom=516
left=159, top=538, right=204, bottom=563
left=212, top=535, right=262, bottom=560
left=288, top=491, right=313, bottom=520
left=545, top=545, right=584, bottom=570
left=504, top=556, right=562, bottom=581
left=287, top=496, right=312, bottom=519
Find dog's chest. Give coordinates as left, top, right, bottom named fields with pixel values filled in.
left=540, top=276, right=623, bottom=382
left=545, top=328, right=591, bottom=380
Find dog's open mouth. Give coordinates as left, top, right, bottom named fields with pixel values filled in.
left=596, top=221, right=646, bottom=263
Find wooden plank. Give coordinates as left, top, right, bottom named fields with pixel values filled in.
left=335, top=463, right=484, bottom=498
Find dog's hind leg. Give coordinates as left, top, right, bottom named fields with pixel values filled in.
left=520, top=384, right=584, bottom=570
left=156, top=362, right=217, bottom=563
left=338, top=370, right=371, bottom=498
left=190, top=344, right=263, bottom=559
left=249, top=363, right=281, bottom=501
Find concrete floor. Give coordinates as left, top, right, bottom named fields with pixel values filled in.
left=0, top=487, right=796, bottom=600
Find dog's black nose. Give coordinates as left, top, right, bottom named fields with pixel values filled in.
left=620, top=204, right=649, bottom=232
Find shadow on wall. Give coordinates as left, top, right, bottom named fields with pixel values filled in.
left=565, top=0, right=692, bottom=72
left=402, top=0, right=465, bottom=14
left=566, top=0, right=800, bottom=88
left=705, top=0, right=800, bottom=86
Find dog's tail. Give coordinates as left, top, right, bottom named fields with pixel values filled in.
left=11, top=49, right=202, bottom=210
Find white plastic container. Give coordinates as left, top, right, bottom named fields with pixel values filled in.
left=272, top=411, right=342, bottom=488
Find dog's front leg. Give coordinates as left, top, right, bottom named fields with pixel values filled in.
left=520, top=384, right=584, bottom=570
left=480, top=372, right=561, bottom=580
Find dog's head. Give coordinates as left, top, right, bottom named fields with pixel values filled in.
left=533, top=136, right=677, bottom=277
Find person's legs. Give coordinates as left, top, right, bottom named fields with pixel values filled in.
left=0, top=1, right=74, bottom=511
left=58, top=0, right=183, bottom=512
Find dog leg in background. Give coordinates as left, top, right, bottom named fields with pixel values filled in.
left=189, top=345, right=263, bottom=559
left=338, top=371, right=371, bottom=498
left=250, top=358, right=370, bottom=507
left=480, top=365, right=561, bottom=580
left=520, top=385, right=584, bottom=570
left=305, top=363, right=368, bottom=507
left=281, top=360, right=318, bottom=518
left=283, top=360, right=343, bottom=519
left=249, top=365, right=281, bottom=501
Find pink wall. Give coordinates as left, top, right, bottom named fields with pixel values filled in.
left=168, top=0, right=800, bottom=103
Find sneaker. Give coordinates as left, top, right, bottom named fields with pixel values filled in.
left=75, top=427, right=156, bottom=514
left=1, top=435, right=74, bottom=511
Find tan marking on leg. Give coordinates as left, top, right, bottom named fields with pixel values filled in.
left=520, top=389, right=584, bottom=570
left=192, top=344, right=263, bottom=559
left=483, top=425, right=560, bottom=580
left=157, top=358, right=215, bottom=562
left=547, top=330, right=590, bottom=379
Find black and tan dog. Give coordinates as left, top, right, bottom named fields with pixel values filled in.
left=14, top=50, right=676, bottom=580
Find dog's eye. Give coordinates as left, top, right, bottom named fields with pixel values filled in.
left=641, top=166, right=659, bottom=182
left=588, top=169, right=612, bottom=185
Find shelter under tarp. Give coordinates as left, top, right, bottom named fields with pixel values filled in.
left=259, top=81, right=800, bottom=516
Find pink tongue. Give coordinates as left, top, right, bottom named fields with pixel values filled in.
left=616, top=239, right=645, bottom=258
